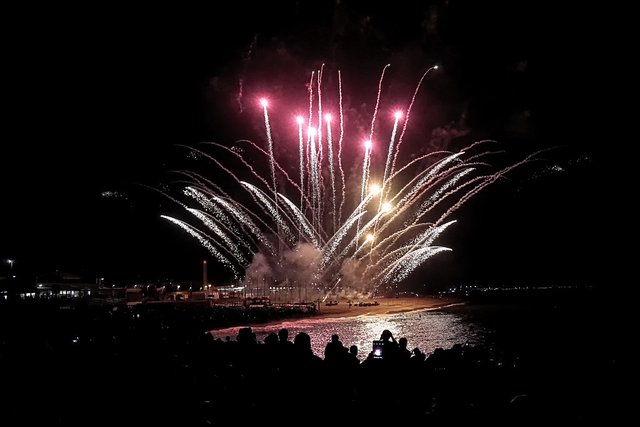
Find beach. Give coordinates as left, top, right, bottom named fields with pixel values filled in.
left=208, top=295, right=471, bottom=356
left=207, top=295, right=465, bottom=337
left=308, top=295, right=464, bottom=320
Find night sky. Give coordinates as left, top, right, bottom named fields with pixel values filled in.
left=1, top=2, right=622, bottom=289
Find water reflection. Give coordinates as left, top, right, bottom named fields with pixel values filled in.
left=210, top=308, right=489, bottom=358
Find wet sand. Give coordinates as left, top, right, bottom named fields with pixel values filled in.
left=311, top=295, right=464, bottom=320
left=209, top=296, right=466, bottom=335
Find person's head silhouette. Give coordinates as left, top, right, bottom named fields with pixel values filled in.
left=380, top=329, right=393, bottom=341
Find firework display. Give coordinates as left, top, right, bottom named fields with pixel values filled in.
left=161, top=66, right=535, bottom=298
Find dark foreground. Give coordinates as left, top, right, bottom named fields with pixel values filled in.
left=0, top=289, right=628, bottom=425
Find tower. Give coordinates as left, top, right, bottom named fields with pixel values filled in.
left=202, top=260, right=208, bottom=289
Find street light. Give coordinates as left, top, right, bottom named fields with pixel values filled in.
left=7, top=259, right=14, bottom=271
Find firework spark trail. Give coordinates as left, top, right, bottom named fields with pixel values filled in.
left=397, top=144, right=507, bottom=208
left=320, top=210, right=366, bottom=269
left=320, top=189, right=379, bottom=268
left=161, top=215, right=240, bottom=278
left=187, top=144, right=312, bottom=251
left=365, top=222, right=432, bottom=259
left=384, top=150, right=454, bottom=185
left=200, top=142, right=272, bottom=190
left=407, top=175, right=491, bottom=227
left=358, top=65, right=391, bottom=235
left=396, top=152, right=465, bottom=206
left=367, top=152, right=463, bottom=240
left=377, top=172, right=496, bottom=256
left=410, top=220, right=457, bottom=250
left=370, top=111, right=403, bottom=241
left=187, top=208, right=248, bottom=265
left=316, top=65, right=327, bottom=229
left=306, top=72, right=315, bottom=214
left=241, top=181, right=295, bottom=242
left=196, top=198, right=258, bottom=252
left=351, top=150, right=455, bottom=227
left=176, top=145, right=274, bottom=205
left=389, top=172, right=510, bottom=259
left=177, top=174, right=280, bottom=244
left=309, top=128, right=319, bottom=229
left=372, top=220, right=457, bottom=283
left=337, top=70, right=346, bottom=225
left=364, top=64, right=391, bottom=193
left=196, top=186, right=280, bottom=250
left=170, top=170, right=229, bottom=199
left=368, top=220, right=458, bottom=280
left=380, top=246, right=452, bottom=284
left=368, top=64, right=391, bottom=145
left=210, top=195, right=276, bottom=255
left=325, top=113, right=337, bottom=233
left=433, top=152, right=542, bottom=227
left=278, top=193, right=320, bottom=247
left=261, top=100, right=278, bottom=206
left=322, top=277, right=342, bottom=303
left=297, top=116, right=305, bottom=236
left=140, top=183, right=189, bottom=211
left=430, top=151, right=547, bottom=228
left=381, top=112, right=402, bottom=194
left=317, top=65, right=324, bottom=168
left=360, top=222, right=437, bottom=280
left=185, top=185, right=266, bottom=251
left=179, top=144, right=298, bottom=237
left=389, top=65, right=438, bottom=185
left=366, top=149, right=457, bottom=247
left=183, top=187, right=242, bottom=238
left=353, top=209, right=397, bottom=258
left=236, top=35, right=258, bottom=113
left=461, top=139, right=499, bottom=153
left=415, top=168, right=476, bottom=218
left=357, top=140, right=373, bottom=237
left=365, top=151, right=504, bottom=264
left=324, top=210, right=387, bottom=275
left=231, top=140, right=311, bottom=208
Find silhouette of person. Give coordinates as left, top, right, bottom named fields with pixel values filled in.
left=348, top=344, right=360, bottom=367
left=379, top=329, right=399, bottom=361
left=278, top=328, right=291, bottom=344
left=398, top=337, right=411, bottom=361
left=324, top=334, right=347, bottom=362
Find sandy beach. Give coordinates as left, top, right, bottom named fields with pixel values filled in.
left=208, top=295, right=466, bottom=335
left=206, top=295, right=469, bottom=356
left=309, top=295, right=464, bottom=320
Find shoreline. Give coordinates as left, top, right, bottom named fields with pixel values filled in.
left=209, top=295, right=465, bottom=333
left=312, top=295, right=465, bottom=320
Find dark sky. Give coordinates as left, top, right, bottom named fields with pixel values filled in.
left=0, top=2, right=623, bottom=288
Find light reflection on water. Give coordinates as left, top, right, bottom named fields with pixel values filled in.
left=210, top=308, right=489, bottom=359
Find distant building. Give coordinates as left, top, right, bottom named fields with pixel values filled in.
left=2, top=271, right=100, bottom=300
